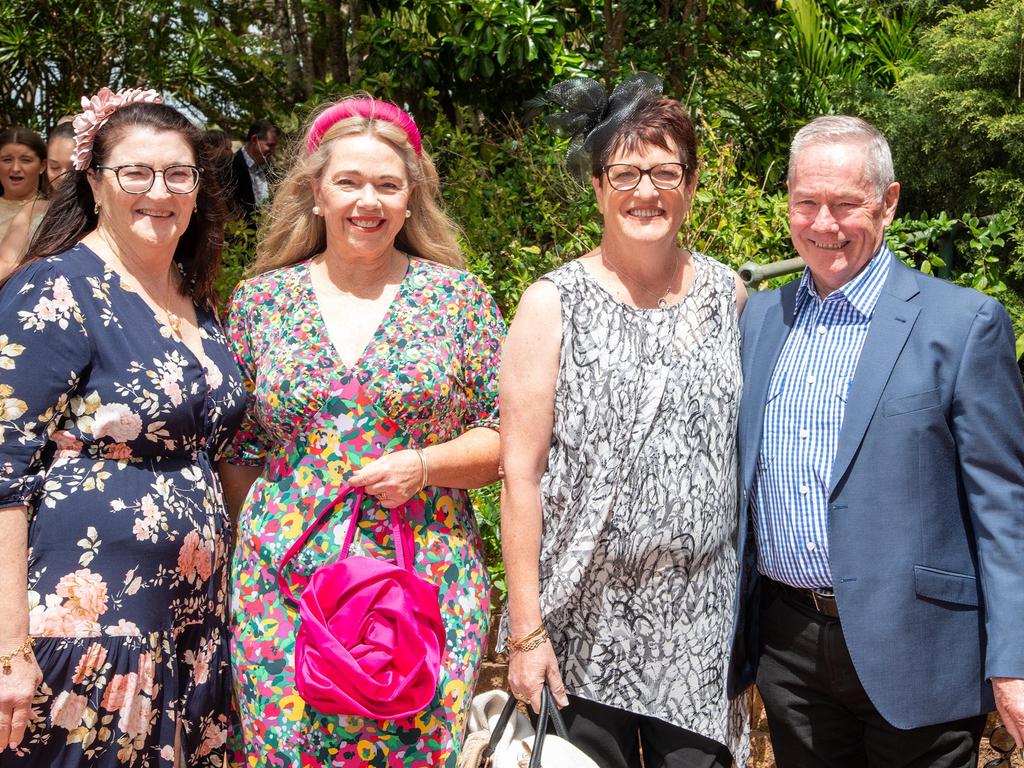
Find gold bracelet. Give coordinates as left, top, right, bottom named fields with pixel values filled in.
left=0, top=637, right=34, bottom=674
left=508, top=625, right=549, bottom=655
left=415, top=448, right=429, bottom=490
left=509, top=626, right=544, bottom=651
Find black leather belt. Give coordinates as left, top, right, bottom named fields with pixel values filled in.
left=770, top=579, right=840, bottom=619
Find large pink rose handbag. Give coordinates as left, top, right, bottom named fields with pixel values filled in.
left=276, top=483, right=446, bottom=719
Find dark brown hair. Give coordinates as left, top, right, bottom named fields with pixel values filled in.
left=0, top=127, right=48, bottom=197
left=591, top=97, right=698, bottom=185
left=19, top=102, right=227, bottom=307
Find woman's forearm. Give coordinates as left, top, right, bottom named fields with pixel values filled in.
left=501, top=478, right=545, bottom=638
left=420, top=426, right=499, bottom=490
left=0, top=506, right=30, bottom=645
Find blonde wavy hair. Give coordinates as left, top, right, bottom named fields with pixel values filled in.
left=248, top=104, right=464, bottom=276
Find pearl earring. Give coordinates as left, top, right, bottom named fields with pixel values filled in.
left=404, top=210, right=412, bottom=219
left=94, top=203, right=100, bottom=214
left=312, top=205, right=322, bottom=216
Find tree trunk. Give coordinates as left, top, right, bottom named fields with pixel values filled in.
left=269, top=0, right=301, bottom=100
left=348, top=0, right=363, bottom=81
left=602, top=0, right=627, bottom=78
left=287, top=0, right=315, bottom=99
left=324, top=0, right=350, bottom=85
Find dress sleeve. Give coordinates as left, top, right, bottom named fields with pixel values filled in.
left=0, top=263, right=92, bottom=508
left=456, top=273, right=505, bottom=431
left=221, top=280, right=271, bottom=466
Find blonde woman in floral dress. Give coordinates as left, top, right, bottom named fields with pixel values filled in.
left=220, top=96, right=503, bottom=766
left=0, top=89, right=244, bottom=766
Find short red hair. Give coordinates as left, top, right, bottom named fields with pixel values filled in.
left=592, top=97, right=697, bottom=184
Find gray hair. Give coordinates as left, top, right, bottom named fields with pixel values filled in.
left=788, top=115, right=895, bottom=200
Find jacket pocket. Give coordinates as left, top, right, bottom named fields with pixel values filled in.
left=913, top=565, right=979, bottom=607
left=884, top=388, right=941, bottom=417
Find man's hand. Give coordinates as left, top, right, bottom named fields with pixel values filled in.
left=992, top=677, right=1024, bottom=748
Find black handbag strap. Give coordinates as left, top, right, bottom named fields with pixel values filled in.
left=531, top=684, right=569, bottom=767
left=481, top=684, right=570, bottom=767
left=481, top=692, right=520, bottom=762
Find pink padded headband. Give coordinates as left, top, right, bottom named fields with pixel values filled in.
left=306, top=98, right=423, bottom=156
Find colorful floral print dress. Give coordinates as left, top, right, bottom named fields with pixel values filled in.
left=0, top=245, right=245, bottom=767
left=223, top=257, right=503, bottom=767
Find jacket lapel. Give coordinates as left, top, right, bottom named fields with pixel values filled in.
left=829, top=261, right=921, bottom=495
left=740, top=282, right=799, bottom=491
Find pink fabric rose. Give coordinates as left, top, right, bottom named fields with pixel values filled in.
left=72, top=87, right=162, bottom=170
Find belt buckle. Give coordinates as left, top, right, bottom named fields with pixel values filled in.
left=810, top=590, right=836, bottom=616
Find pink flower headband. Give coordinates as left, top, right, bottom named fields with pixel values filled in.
left=72, top=87, right=163, bottom=170
left=306, top=98, right=423, bottom=157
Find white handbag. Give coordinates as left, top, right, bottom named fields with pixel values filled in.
left=459, top=684, right=601, bottom=768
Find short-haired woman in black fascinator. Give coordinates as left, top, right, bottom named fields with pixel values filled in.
left=499, top=74, right=750, bottom=768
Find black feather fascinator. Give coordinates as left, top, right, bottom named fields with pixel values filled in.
left=542, top=72, right=664, bottom=180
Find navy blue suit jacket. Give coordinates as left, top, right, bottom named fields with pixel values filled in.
left=229, top=149, right=258, bottom=220
left=729, top=258, right=1024, bottom=729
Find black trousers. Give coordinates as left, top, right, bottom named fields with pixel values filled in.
left=756, top=579, right=986, bottom=768
left=546, top=694, right=733, bottom=768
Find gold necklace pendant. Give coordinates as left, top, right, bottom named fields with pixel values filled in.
left=166, top=311, right=182, bottom=337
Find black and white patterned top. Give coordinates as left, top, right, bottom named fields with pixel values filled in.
left=536, top=253, right=748, bottom=760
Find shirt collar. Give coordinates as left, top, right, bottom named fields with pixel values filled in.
left=794, top=243, right=893, bottom=319
left=241, top=148, right=262, bottom=173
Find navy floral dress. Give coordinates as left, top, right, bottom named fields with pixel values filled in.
left=0, top=245, right=245, bottom=767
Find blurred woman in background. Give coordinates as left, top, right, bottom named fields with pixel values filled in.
left=0, top=127, right=47, bottom=239
left=0, top=122, right=76, bottom=274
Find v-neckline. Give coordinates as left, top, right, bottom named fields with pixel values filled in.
left=304, top=257, right=412, bottom=371
left=79, top=243, right=211, bottom=370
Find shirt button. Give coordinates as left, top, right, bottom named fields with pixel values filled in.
left=817, top=326, right=827, bottom=335
left=807, top=541, right=816, bottom=551
left=800, top=428, right=809, bottom=439
left=800, top=484, right=809, bottom=495
left=807, top=374, right=816, bottom=385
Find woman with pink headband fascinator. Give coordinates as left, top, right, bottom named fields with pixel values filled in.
left=0, top=86, right=245, bottom=766
left=220, top=94, right=505, bottom=765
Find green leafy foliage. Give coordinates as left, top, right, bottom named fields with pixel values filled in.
left=861, top=0, right=1024, bottom=215
left=469, top=483, right=505, bottom=602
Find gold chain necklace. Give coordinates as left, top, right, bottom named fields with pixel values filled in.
left=102, top=244, right=183, bottom=338
left=600, top=248, right=682, bottom=309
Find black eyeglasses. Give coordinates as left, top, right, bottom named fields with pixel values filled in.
left=602, top=162, right=687, bottom=191
left=985, top=725, right=1022, bottom=767
left=96, top=164, right=201, bottom=194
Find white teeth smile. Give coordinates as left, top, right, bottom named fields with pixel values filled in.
left=813, top=241, right=847, bottom=250
left=628, top=209, right=663, bottom=218
left=351, top=218, right=383, bottom=227
left=137, top=210, right=172, bottom=218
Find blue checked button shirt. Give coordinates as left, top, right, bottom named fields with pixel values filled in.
left=752, top=245, right=893, bottom=589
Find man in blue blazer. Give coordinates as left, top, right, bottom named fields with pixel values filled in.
left=729, top=115, right=1024, bottom=767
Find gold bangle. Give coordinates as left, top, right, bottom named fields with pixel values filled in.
left=0, top=636, right=34, bottom=675
left=415, top=448, right=429, bottom=490
left=508, top=625, right=549, bottom=655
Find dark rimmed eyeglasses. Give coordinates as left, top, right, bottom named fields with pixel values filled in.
left=985, top=725, right=1022, bottom=767
left=602, top=162, right=687, bottom=191
left=96, top=164, right=202, bottom=194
